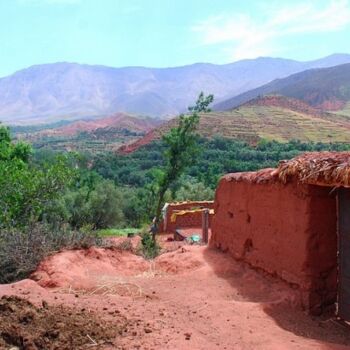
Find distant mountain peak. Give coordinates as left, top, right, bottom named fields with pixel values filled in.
left=1, top=54, right=350, bottom=124
left=214, top=63, right=350, bottom=112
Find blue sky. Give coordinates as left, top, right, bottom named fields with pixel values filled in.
left=0, top=0, right=350, bottom=76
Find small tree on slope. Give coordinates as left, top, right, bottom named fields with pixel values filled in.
left=153, top=92, right=214, bottom=231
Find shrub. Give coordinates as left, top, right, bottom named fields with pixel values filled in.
left=174, top=176, right=214, bottom=201
left=0, top=126, right=77, bottom=228
left=139, top=230, right=160, bottom=259
left=0, top=224, right=101, bottom=283
left=49, top=179, right=125, bottom=230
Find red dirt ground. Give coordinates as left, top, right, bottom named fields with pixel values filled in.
left=1, top=240, right=350, bottom=349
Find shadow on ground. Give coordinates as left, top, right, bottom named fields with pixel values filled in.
left=202, top=246, right=350, bottom=349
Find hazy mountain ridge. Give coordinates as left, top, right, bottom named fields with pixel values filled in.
left=1, top=54, right=350, bottom=123
left=214, top=62, right=350, bottom=112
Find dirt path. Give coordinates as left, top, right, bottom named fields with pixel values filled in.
left=1, top=245, right=350, bottom=349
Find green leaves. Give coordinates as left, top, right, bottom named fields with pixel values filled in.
left=154, top=93, right=214, bottom=223
left=52, top=179, right=125, bottom=230
left=0, top=126, right=32, bottom=162
left=0, top=128, right=75, bottom=228
left=188, top=91, right=214, bottom=114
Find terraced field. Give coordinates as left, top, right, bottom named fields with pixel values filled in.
left=333, top=102, right=350, bottom=118
left=18, top=104, right=350, bottom=154
left=210, top=105, right=350, bottom=142
left=121, top=105, right=350, bottom=153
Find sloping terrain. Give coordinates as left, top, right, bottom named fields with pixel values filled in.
left=242, top=95, right=327, bottom=117
left=1, top=243, right=350, bottom=349
left=13, top=113, right=163, bottom=153
left=119, top=98, right=350, bottom=153
left=1, top=54, right=350, bottom=123
left=215, top=63, right=350, bottom=113
left=36, top=113, right=162, bottom=137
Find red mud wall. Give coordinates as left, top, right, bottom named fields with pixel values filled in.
left=161, top=201, right=214, bottom=233
left=174, top=211, right=213, bottom=230
left=211, top=173, right=337, bottom=312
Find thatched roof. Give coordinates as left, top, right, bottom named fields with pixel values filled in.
left=223, top=168, right=277, bottom=184
left=277, top=152, right=350, bottom=187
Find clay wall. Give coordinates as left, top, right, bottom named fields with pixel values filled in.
left=211, top=173, right=337, bottom=312
left=161, top=201, right=214, bottom=233
left=173, top=210, right=213, bottom=230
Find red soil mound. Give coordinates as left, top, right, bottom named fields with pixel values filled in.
left=0, top=295, right=121, bottom=350
left=155, top=247, right=204, bottom=274
left=31, top=244, right=206, bottom=291
left=0, top=279, right=50, bottom=300
left=1, top=246, right=350, bottom=349
left=31, top=247, right=150, bottom=289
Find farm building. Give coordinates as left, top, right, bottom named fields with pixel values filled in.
left=160, top=201, right=214, bottom=234
left=211, top=152, right=350, bottom=320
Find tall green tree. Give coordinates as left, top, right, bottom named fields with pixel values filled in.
left=0, top=126, right=75, bottom=227
left=154, top=92, right=214, bottom=227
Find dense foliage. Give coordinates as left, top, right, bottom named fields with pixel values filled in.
left=0, top=126, right=111, bottom=282
left=4, top=116, right=350, bottom=281
left=0, top=126, right=75, bottom=228
left=92, top=137, right=350, bottom=191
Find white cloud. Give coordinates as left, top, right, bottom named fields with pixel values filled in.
left=192, top=0, right=350, bottom=61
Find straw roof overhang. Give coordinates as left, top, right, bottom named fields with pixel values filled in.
left=223, top=168, right=278, bottom=184
left=277, top=152, right=350, bottom=188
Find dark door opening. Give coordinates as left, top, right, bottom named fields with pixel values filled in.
left=337, top=188, right=350, bottom=321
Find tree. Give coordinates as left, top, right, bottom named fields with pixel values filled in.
left=174, top=176, right=214, bottom=201
left=153, top=92, right=214, bottom=228
left=0, top=125, right=31, bottom=162
left=55, top=178, right=125, bottom=230
left=0, top=126, right=75, bottom=227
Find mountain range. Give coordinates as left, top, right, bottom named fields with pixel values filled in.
left=214, top=63, right=350, bottom=113
left=1, top=54, right=350, bottom=124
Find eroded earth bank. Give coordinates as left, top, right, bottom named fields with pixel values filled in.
left=1, top=237, right=350, bottom=350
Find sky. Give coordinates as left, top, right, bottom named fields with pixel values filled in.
left=0, top=0, right=350, bottom=76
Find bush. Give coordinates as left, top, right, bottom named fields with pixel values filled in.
left=0, top=224, right=101, bottom=283
left=139, top=230, right=160, bottom=259
left=49, top=179, right=125, bottom=230
left=0, top=127, right=75, bottom=228
left=174, top=176, right=214, bottom=201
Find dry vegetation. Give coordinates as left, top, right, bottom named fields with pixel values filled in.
left=277, top=151, right=350, bottom=187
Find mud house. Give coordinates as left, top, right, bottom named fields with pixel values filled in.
left=211, top=152, right=350, bottom=320
left=160, top=201, right=214, bottom=234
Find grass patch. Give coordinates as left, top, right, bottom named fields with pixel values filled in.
left=97, top=227, right=140, bottom=237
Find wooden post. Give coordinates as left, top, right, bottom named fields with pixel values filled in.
left=202, top=209, right=209, bottom=244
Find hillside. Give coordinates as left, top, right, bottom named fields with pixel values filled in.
left=14, top=113, right=162, bottom=153
left=119, top=98, right=350, bottom=153
left=36, top=113, right=162, bottom=137
left=214, top=63, right=350, bottom=113
left=1, top=54, right=350, bottom=123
